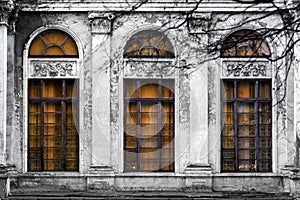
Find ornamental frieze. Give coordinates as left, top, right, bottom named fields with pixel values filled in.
left=124, top=60, right=175, bottom=78
left=29, top=61, right=77, bottom=78
left=222, top=61, right=271, bottom=78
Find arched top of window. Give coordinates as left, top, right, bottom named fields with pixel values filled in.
left=221, top=30, right=270, bottom=57
left=29, top=30, right=79, bottom=58
left=124, top=30, right=175, bottom=58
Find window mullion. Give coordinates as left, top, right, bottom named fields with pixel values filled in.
left=233, top=81, right=238, bottom=171
left=255, top=81, right=259, bottom=172
left=137, top=81, right=141, bottom=171
left=158, top=81, right=162, bottom=171
left=62, top=80, right=66, bottom=171
left=40, top=80, right=45, bottom=171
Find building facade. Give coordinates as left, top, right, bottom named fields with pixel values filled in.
left=0, top=0, right=300, bottom=198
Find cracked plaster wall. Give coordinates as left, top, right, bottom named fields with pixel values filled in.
left=13, top=12, right=92, bottom=172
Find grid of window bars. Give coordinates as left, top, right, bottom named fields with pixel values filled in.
left=124, top=79, right=175, bottom=172
left=28, top=79, right=79, bottom=171
left=222, top=80, right=272, bottom=172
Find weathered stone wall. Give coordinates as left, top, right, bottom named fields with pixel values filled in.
left=1, top=0, right=299, bottom=198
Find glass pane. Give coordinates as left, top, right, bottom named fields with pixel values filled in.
left=223, top=159, right=235, bottom=171
left=259, top=125, right=271, bottom=136
left=66, top=147, right=78, bottom=159
left=65, top=159, right=78, bottom=171
left=29, top=30, right=78, bottom=57
left=237, top=81, right=255, bottom=98
left=223, top=137, right=234, bottom=148
left=259, top=81, right=271, bottom=98
left=124, top=150, right=137, bottom=171
left=259, top=113, right=271, bottom=124
left=223, top=125, right=234, bottom=136
left=66, top=79, right=78, bottom=98
left=141, top=125, right=158, bottom=136
left=223, top=81, right=234, bottom=98
left=260, top=137, right=271, bottom=148
left=161, top=160, right=174, bottom=171
left=141, top=137, right=158, bottom=148
left=238, top=126, right=255, bottom=136
left=238, top=114, right=255, bottom=125
left=162, top=80, right=174, bottom=98
left=259, top=149, right=271, bottom=160
left=29, top=102, right=41, bottom=113
left=258, top=160, right=271, bottom=172
left=237, top=102, right=255, bottom=113
left=125, top=80, right=137, bottom=98
left=123, top=30, right=174, bottom=58
left=259, top=102, right=271, bottom=112
left=238, top=160, right=255, bottom=171
left=140, top=149, right=159, bottom=171
left=125, top=136, right=137, bottom=148
left=161, top=125, right=174, bottom=135
left=238, top=138, right=255, bottom=148
left=29, top=80, right=41, bottom=97
left=43, top=80, right=62, bottom=98
left=140, top=83, right=158, bottom=98
left=223, top=150, right=235, bottom=159
left=223, top=113, right=233, bottom=125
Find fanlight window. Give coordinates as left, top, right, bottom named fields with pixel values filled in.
left=29, top=30, right=79, bottom=57
left=221, top=30, right=270, bottom=57
left=124, top=30, right=175, bottom=58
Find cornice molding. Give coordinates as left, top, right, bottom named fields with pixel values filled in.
left=0, top=0, right=15, bottom=25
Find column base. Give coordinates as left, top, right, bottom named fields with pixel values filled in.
left=88, top=165, right=115, bottom=175
left=185, top=163, right=212, bottom=174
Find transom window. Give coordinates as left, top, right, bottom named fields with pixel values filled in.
left=29, top=30, right=79, bottom=57
left=221, top=80, right=272, bottom=172
left=28, top=80, right=79, bottom=171
left=124, top=79, right=174, bottom=172
left=124, top=30, right=175, bottom=58
left=221, top=30, right=270, bottom=57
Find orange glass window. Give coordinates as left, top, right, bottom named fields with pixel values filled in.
left=124, top=30, right=175, bottom=58
left=124, top=79, right=175, bottom=172
left=28, top=79, right=79, bottom=171
left=221, top=30, right=270, bottom=57
left=29, top=30, right=78, bottom=57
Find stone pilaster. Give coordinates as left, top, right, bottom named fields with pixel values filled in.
left=88, top=12, right=114, bottom=174
left=0, top=0, right=14, bottom=167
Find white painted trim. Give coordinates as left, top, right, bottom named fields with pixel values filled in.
left=22, top=25, right=84, bottom=173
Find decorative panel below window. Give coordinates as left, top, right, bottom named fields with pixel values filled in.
left=124, top=79, right=174, bottom=172
left=222, top=80, right=272, bottom=172
left=28, top=79, right=79, bottom=171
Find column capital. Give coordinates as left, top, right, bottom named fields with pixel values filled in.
left=88, top=12, right=114, bottom=34
left=0, top=0, right=15, bottom=25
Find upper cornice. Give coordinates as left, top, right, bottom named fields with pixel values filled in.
left=17, top=0, right=290, bottom=13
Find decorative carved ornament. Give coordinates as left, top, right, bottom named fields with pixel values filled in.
left=89, top=12, right=114, bottom=34
left=188, top=13, right=211, bottom=34
left=124, top=60, right=175, bottom=78
left=29, top=60, right=77, bottom=78
left=0, top=0, right=14, bottom=24
left=91, top=18, right=111, bottom=34
left=222, top=61, right=271, bottom=78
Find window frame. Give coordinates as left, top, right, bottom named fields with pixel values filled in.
left=221, top=79, right=272, bottom=172
left=123, top=79, right=175, bottom=172
left=28, top=79, right=79, bottom=172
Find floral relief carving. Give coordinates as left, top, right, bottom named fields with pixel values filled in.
left=30, top=61, right=77, bottom=78
left=178, top=60, right=190, bottom=128
left=223, top=61, right=270, bottom=77
left=91, top=18, right=111, bottom=34
left=124, top=61, right=175, bottom=78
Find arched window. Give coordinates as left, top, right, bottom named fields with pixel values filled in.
left=221, top=30, right=270, bottom=57
left=27, top=29, right=79, bottom=171
left=124, top=30, right=175, bottom=58
left=221, top=30, right=272, bottom=172
left=29, top=30, right=78, bottom=57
